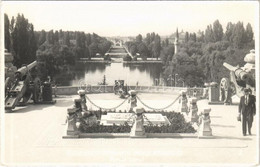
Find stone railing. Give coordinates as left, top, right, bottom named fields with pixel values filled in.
left=53, top=85, right=203, bottom=96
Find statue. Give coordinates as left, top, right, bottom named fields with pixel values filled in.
left=66, top=99, right=82, bottom=136
left=128, top=90, right=137, bottom=112
left=198, top=108, right=212, bottom=137
left=188, top=98, right=198, bottom=123
left=78, top=89, right=88, bottom=112
left=219, top=78, right=232, bottom=104
left=179, top=91, right=188, bottom=113
left=130, top=107, right=146, bottom=138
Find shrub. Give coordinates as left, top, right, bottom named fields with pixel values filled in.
left=79, top=110, right=196, bottom=133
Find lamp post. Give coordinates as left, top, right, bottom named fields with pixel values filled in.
left=175, top=74, right=178, bottom=87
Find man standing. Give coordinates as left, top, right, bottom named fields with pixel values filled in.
left=238, top=88, right=256, bottom=136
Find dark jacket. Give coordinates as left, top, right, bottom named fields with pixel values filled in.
left=239, top=94, right=256, bottom=115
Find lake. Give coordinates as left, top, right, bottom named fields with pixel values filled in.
left=56, top=62, right=163, bottom=86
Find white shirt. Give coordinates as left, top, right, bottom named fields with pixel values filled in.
left=245, top=95, right=249, bottom=105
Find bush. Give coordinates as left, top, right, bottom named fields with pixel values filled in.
left=132, top=56, right=138, bottom=61
left=123, top=54, right=132, bottom=61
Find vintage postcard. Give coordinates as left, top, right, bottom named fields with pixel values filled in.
left=0, top=1, right=259, bottom=166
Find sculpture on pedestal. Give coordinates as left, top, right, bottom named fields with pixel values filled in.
left=198, top=108, right=212, bottom=137
left=128, top=90, right=137, bottom=112
left=188, top=98, right=198, bottom=123
left=78, top=89, right=88, bottom=112
left=130, top=107, right=146, bottom=137
left=179, top=91, right=188, bottom=113
left=219, top=78, right=232, bottom=105
left=66, top=99, right=82, bottom=136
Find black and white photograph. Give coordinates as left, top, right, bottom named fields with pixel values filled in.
left=0, top=1, right=259, bottom=166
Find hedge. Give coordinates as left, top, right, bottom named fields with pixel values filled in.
left=79, top=110, right=196, bottom=133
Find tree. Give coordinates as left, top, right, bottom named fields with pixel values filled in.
left=4, top=14, right=11, bottom=51
left=245, top=23, right=254, bottom=43
left=27, top=24, right=37, bottom=63
left=224, top=22, right=234, bottom=42
left=46, top=30, right=54, bottom=45
left=63, top=31, right=70, bottom=46
left=152, top=34, right=161, bottom=60
left=189, top=33, right=196, bottom=42
left=145, top=33, right=151, bottom=46
left=136, top=34, right=142, bottom=43
left=160, top=45, right=174, bottom=63
left=232, top=21, right=246, bottom=48
left=54, top=30, right=59, bottom=44
left=89, top=42, right=99, bottom=58
left=130, top=44, right=138, bottom=56
left=212, top=20, right=223, bottom=42
left=38, top=30, right=46, bottom=46
left=59, top=29, right=64, bottom=41
left=11, top=14, right=37, bottom=67
left=185, top=32, right=189, bottom=43
left=86, top=33, right=92, bottom=46
left=197, top=31, right=205, bottom=42
left=151, top=32, right=155, bottom=42
left=137, top=42, right=148, bottom=60
left=205, top=25, right=214, bottom=43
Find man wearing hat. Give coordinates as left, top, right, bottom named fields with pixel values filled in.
left=238, top=88, right=256, bottom=136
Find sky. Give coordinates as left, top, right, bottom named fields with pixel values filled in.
left=2, top=1, right=259, bottom=37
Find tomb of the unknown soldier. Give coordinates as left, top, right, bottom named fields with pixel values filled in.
left=1, top=2, right=259, bottom=166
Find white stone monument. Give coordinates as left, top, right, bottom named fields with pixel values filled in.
left=198, top=108, right=212, bottom=137
left=188, top=97, right=198, bottom=123
left=130, top=107, right=146, bottom=138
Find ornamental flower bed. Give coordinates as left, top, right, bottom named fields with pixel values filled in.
left=79, top=110, right=196, bottom=133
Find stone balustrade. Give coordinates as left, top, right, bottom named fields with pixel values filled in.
left=53, top=85, right=203, bottom=96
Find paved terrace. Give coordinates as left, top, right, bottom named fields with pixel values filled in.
left=1, top=93, right=259, bottom=166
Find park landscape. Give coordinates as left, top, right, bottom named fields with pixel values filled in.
left=1, top=1, right=259, bottom=166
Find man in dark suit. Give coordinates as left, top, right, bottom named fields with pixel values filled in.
left=238, top=88, right=256, bottom=136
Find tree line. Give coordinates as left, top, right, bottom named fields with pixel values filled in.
left=125, top=20, right=254, bottom=87
left=125, top=32, right=162, bottom=60
left=162, top=20, right=254, bottom=87
left=4, top=13, right=112, bottom=70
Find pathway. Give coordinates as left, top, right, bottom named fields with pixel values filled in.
left=1, top=93, right=258, bottom=166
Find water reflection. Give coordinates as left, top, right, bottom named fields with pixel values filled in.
left=63, top=62, right=162, bottom=86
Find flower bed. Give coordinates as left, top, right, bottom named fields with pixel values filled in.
left=79, top=110, right=196, bottom=133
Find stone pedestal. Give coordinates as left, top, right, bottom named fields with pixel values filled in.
left=130, top=107, right=146, bottom=138
left=179, top=91, right=188, bottom=113
left=63, top=99, right=83, bottom=138
left=66, top=108, right=79, bottom=137
left=198, top=108, right=212, bottom=137
left=128, top=90, right=137, bottom=112
left=188, top=98, right=198, bottom=123
left=208, top=82, right=220, bottom=103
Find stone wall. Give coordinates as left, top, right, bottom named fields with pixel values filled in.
left=53, top=85, right=203, bottom=96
